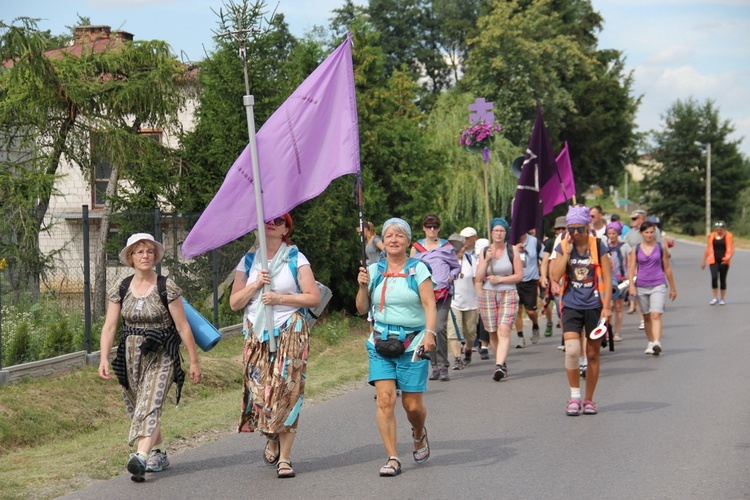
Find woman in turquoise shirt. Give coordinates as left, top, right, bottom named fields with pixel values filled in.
left=356, top=218, right=437, bottom=477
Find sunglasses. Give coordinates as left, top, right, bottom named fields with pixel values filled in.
left=270, top=217, right=286, bottom=226
left=567, top=226, right=588, bottom=234
left=424, top=225, right=440, bottom=230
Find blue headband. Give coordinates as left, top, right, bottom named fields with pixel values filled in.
left=382, top=217, right=412, bottom=241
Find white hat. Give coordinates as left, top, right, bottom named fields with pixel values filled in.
left=460, top=227, right=478, bottom=238
left=119, top=233, right=165, bottom=267
left=475, top=238, right=490, bottom=253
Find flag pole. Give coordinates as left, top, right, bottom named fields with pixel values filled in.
left=222, top=26, right=277, bottom=354
left=356, top=173, right=368, bottom=268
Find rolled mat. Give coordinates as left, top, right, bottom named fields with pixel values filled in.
left=182, top=298, right=221, bottom=351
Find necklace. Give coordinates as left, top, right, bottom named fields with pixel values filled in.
left=132, top=278, right=154, bottom=311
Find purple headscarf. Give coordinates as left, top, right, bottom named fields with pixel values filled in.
left=566, top=205, right=590, bottom=226
left=606, top=221, right=623, bottom=235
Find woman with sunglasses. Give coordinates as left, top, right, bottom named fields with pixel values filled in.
left=701, top=221, right=734, bottom=305
left=230, top=213, right=321, bottom=479
left=551, top=206, right=612, bottom=416
left=410, top=213, right=460, bottom=381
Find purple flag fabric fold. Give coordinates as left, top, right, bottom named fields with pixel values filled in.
left=509, top=105, right=556, bottom=244
left=181, top=37, right=360, bottom=259
left=539, top=141, right=576, bottom=215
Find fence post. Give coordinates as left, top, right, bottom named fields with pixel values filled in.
left=212, top=249, right=219, bottom=327
left=0, top=257, right=4, bottom=369
left=154, top=208, right=162, bottom=276
left=83, top=205, right=92, bottom=353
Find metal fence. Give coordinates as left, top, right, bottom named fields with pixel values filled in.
left=0, top=206, right=254, bottom=369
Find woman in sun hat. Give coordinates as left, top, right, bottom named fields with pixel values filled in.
left=701, top=220, right=733, bottom=305
left=99, top=233, right=202, bottom=483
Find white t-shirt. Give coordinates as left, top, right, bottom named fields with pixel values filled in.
left=235, top=252, right=311, bottom=329
left=452, top=254, right=478, bottom=311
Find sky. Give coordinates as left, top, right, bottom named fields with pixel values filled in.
left=2, top=0, right=750, bottom=157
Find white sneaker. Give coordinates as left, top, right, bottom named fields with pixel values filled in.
left=652, top=340, right=662, bottom=356
left=719, top=299, right=726, bottom=306
left=639, top=320, right=645, bottom=330
left=709, top=298, right=719, bottom=305
left=644, top=341, right=655, bottom=355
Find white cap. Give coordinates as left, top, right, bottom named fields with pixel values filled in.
left=460, top=227, right=478, bottom=238
left=475, top=238, right=490, bottom=253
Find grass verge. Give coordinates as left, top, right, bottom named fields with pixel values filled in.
left=0, top=313, right=370, bottom=499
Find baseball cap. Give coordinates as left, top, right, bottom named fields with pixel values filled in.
left=630, top=209, right=647, bottom=219
left=460, top=227, right=478, bottom=238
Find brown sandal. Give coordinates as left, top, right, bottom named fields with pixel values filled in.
left=276, top=460, right=295, bottom=478
left=263, top=438, right=279, bottom=465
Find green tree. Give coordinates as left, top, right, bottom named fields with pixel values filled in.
left=0, top=19, right=190, bottom=314
left=644, top=98, right=750, bottom=234
left=461, top=0, right=639, bottom=192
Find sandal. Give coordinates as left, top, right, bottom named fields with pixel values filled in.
left=263, top=437, right=280, bottom=465
left=583, top=400, right=598, bottom=415
left=566, top=399, right=581, bottom=416
left=276, top=460, right=295, bottom=478
left=379, top=456, right=401, bottom=477
left=412, top=427, right=430, bottom=464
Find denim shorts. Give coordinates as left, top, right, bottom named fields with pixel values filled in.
left=366, top=342, right=429, bottom=392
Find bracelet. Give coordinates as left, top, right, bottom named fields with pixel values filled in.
left=426, top=329, right=437, bottom=337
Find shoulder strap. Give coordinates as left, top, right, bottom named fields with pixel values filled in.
left=412, top=241, right=427, bottom=254
left=119, top=275, right=135, bottom=303
left=243, top=251, right=256, bottom=276
left=506, top=242, right=514, bottom=263
left=287, top=246, right=300, bottom=290
left=157, top=275, right=170, bottom=312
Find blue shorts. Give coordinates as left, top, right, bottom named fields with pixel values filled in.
left=366, top=342, right=429, bottom=392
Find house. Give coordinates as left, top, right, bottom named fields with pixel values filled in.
left=28, top=26, right=197, bottom=298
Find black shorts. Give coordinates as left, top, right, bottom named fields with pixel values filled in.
left=561, top=308, right=602, bottom=340
left=515, top=280, right=539, bottom=311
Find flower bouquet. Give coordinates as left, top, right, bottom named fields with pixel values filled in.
left=459, top=121, right=502, bottom=154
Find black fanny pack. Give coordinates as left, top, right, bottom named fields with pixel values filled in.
left=374, top=332, right=416, bottom=358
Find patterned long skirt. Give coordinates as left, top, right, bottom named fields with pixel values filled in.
left=239, top=312, right=310, bottom=436
left=122, top=335, right=175, bottom=446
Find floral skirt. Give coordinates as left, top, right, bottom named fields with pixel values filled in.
left=239, top=312, right=310, bottom=435
left=122, top=335, right=175, bottom=446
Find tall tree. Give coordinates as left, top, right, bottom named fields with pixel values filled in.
left=461, top=0, right=638, bottom=191
left=644, top=98, right=749, bottom=234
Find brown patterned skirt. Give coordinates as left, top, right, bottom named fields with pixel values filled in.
left=122, top=334, right=175, bottom=446
left=239, top=312, right=310, bottom=435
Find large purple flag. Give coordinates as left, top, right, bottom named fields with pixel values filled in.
left=181, top=37, right=360, bottom=259
left=509, top=105, right=556, bottom=245
left=539, top=141, right=576, bottom=215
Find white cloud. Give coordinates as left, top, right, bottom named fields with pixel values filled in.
left=87, top=0, right=176, bottom=6
left=645, top=45, right=695, bottom=66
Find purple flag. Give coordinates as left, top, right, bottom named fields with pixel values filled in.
left=509, top=105, right=556, bottom=244
left=181, top=37, right=360, bottom=259
left=539, top=141, right=576, bottom=215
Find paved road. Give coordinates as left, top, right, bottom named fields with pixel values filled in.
left=63, top=240, right=750, bottom=499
